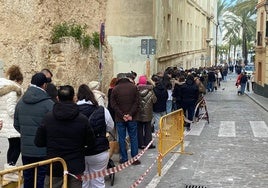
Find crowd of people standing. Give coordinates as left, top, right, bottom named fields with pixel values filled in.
left=0, top=64, right=229, bottom=188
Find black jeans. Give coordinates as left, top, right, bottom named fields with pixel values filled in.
left=137, top=121, right=152, bottom=147
left=7, top=137, right=21, bottom=165
left=22, top=156, right=47, bottom=188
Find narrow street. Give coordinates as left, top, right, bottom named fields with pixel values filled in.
left=105, top=72, right=268, bottom=188
left=1, top=72, right=267, bottom=188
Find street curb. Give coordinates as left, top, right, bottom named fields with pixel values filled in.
left=246, top=93, right=268, bottom=112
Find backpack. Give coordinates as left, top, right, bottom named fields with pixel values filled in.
left=88, top=106, right=106, bottom=137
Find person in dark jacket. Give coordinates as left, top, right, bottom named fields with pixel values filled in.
left=180, top=74, right=199, bottom=131
left=207, top=69, right=216, bottom=92
left=110, top=73, right=140, bottom=165
left=240, top=72, right=248, bottom=95
left=107, top=77, right=117, bottom=122
left=76, top=84, right=114, bottom=188
left=151, top=74, right=168, bottom=133
left=14, top=72, right=54, bottom=188
left=172, top=74, right=185, bottom=110
left=35, top=85, right=95, bottom=188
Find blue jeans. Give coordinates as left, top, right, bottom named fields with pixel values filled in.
left=22, top=156, right=47, bottom=188
left=240, top=83, right=246, bottom=94
left=116, top=121, right=138, bottom=162
left=207, top=81, right=214, bottom=92
left=166, top=100, right=173, bottom=114
left=153, top=111, right=166, bottom=132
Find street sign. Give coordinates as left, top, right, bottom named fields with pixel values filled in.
left=100, top=23, right=105, bottom=45
left=141, top=39, right=156, bottom=55
left=141, top=39, right=148, bottom=55
left=149, top=39, right=156, bottom=55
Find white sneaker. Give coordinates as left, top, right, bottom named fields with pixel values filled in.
left=3, top=163, right=19, bottom=182
left=3, top=173, right=19, bottom=182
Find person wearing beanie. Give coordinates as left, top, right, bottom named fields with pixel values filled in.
left=136, top=75, right=157, bottom=149
left=14, top=72, right=54, bottom=187
left=138, top=75, right=147, bottom=85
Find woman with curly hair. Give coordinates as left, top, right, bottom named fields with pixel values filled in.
left=0, top=65, right=23, bottom=179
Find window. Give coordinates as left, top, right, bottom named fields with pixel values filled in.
left=257, top=62, right=262, bottom=83
left=257, top=31, right=263, bottom=46
left=266, top=21, right=268, bottom=37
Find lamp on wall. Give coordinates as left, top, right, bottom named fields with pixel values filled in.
left=265, top=0, right=268, bottom=14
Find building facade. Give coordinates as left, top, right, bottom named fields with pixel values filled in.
left=255, top=0, right=268, bottom=97
left=106, top=0, right=217, bottom=77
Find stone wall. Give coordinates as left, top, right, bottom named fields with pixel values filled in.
left=0, top=0, right=113, bottom=93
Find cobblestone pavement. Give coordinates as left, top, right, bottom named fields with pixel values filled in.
left=0, top=72, right=267, bottom=188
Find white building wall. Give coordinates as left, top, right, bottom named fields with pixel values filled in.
left=107, top=36, right=155, bottom=78
left=106, top=0, right=217, bottom=76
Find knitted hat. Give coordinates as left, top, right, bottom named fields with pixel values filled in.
left=88, top=81, right=100, bottom=90
left=31, top=73, right=48, bottom=87
left=138, top=75, right=147, bottom=85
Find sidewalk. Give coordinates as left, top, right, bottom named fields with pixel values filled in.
left=246, top=91, right=268, bottom=112
left=227, top=71, right=268, bottom=112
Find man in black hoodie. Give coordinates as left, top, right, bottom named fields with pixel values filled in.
left=35, top=85, right=95, bottom=188
left=151, top=74, right=168, bottom=133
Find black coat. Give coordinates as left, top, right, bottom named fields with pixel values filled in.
left=180, top=79, right=199, bottom=106
left=153, top=81, right=168, bottom=113
left=207, top=71, right=216, bottom=82
left=35, top=102, right=95, bottom=177
left=172, top=82, right=185, bottom=109
left=240, top=74, right=248, bottom=84
left=78, top=103, right=109, bottom=156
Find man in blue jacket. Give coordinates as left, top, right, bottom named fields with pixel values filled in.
left=14, top=72, right=54, bottom=188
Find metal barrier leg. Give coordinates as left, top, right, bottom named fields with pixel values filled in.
left=171, top=141, right=193, bottom=155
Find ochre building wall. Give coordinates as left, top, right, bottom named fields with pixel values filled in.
left=0, top=0, right=113, bottom=93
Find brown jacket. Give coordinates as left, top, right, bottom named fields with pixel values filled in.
left=110, top=78, right=139, bottom=122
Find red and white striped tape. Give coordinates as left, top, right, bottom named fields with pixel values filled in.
left=130, top=155, right=160, bottom=188
left=67, top=138, right=155, bottom=181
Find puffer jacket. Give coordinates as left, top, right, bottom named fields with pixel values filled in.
left=136, top=85, right=157, bottom=122
left=0, top=78, right=23, bottom=138
left=77, top=101, right=109, bottom=156
left=14, top=86, right=54, bottom=157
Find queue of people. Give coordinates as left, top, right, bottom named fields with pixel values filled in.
left=0, top=65, right=223, bottom=188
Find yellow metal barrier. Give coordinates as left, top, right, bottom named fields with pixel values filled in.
left=0, top=157, right=68, bottom=188
left=157, top=109, right=192, bottom=176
